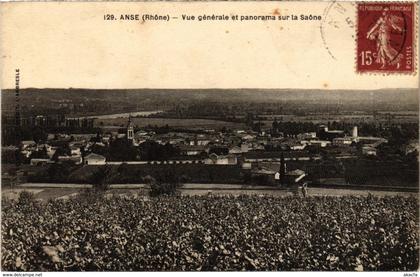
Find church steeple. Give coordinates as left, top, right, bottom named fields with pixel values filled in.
left=127, top=115, right=134, bottom=141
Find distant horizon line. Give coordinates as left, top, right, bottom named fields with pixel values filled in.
left=1, top=87, right=417, bottom=92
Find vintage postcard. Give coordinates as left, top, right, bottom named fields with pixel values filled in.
left=0, top=0, right=418, bottom=273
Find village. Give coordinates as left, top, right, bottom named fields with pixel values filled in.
left=5, top=112, right=414, bottom=190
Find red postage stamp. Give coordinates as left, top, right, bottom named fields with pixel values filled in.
left=357, top=2, right=415, bottom=74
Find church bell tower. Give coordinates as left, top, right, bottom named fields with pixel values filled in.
left=127, top=115, right=134, bottom=142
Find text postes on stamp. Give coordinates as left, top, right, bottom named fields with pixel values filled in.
left=357, top=2, right=415, bottom=74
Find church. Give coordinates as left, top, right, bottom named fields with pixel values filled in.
left=126, top=115, right=135, bottom=145
left=127, top=115, right=134, bottom=138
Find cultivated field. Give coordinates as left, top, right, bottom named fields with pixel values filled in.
left=95, top=117, right=245, bottom=130
left=1, top=193, right=418, bottom=271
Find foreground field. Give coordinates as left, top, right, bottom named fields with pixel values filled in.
left=1, top=193, right=418, bottom=271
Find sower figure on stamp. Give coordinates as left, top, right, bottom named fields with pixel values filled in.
left=366, top=7, right=404, bottom=69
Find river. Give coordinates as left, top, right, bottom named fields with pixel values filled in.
left=67, top=110, right=163, bottom=120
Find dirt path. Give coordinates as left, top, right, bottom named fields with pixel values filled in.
left=2, top=186, right=417, bottom=201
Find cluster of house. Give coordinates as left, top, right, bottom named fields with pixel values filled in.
left=2, top=118, right=399, bottom=187
left=317, top=125, right=389, bottom=156
left=11, top=116, right=390, bottom=171
left=19, top=135, right=106, bottom=166
left=13, top=120, right=391, bottom=167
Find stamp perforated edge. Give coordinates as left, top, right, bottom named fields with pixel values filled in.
left=355, top=1, right=418, bottom=76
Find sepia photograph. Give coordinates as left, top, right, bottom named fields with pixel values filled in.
left=0, top=0, right=418, bottom=274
